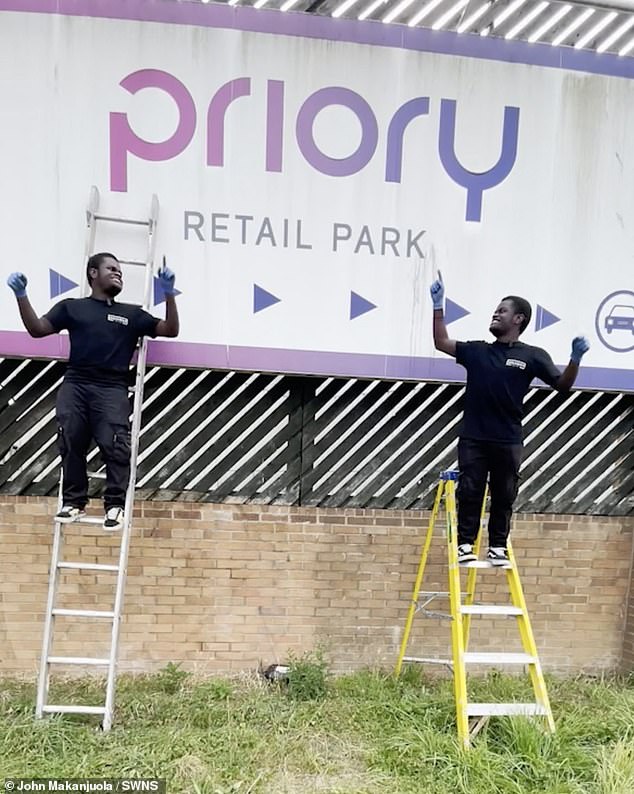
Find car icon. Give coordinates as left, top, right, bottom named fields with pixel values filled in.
left=605, top=304, right=634, bottom=334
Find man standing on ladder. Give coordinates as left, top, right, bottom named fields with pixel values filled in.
left=429, top=271, right=589, bottom=566
left=7, top=252, right=179, bottom=530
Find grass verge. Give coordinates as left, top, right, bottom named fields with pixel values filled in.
left=1, top=665, right=633, bottom=793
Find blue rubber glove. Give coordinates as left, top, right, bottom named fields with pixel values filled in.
left=157, top=258, right=176, bottom=296
left=570, top=336, right=590, bottom=365
left=429, top=270, right=444, bottom=311
left=7, top=272, right=27, bottom=298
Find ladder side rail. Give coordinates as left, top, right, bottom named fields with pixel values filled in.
left=81, top=187, right=100, bottom=299
left=35, top=519, right=64, bottom=717
left=37, top=186, right=100, bottom=714
left=102, top=197, right=158, bottom=731
left=445, top=479, right=470, bottom=747
left=395, top=480, right=445, bottom=676
left=506, top=542, right=556, bottom=732
left=36, top=466, right=67, bottom=716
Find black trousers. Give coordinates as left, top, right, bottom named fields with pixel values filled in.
left=56, top=381, right=131, bottom=510
left=457, top=438, right=523, bottom=548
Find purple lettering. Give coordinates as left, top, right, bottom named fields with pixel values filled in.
left=385, top=97, right=430, bottom=183
left=438, top=98, right=519, bottom=223
left=266, top=80, right=284, bottom=173
left=207, top=78, right=251, bottom=167
left=296, top=87, right=378, bottom=177
left=110, top=69, right=196, bottom=193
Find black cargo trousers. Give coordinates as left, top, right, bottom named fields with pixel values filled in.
left=56, top=380, right=132, bottom=510
left=457, top=438, right=523, bottom=549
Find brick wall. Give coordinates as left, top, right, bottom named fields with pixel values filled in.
left=623, top=534, right=634, bottom=670
left=1, top=497, right=632, bottom=677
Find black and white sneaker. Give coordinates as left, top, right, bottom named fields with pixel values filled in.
left=55, top=505, right=86, bottom=524
left=487, top=547, right=510, bottom=567
left=457, top=544, right=477, bottom=564
left=103, top=506, right=124, bottom=531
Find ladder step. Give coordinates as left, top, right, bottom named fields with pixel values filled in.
left=52, top=609, right=115, bottom=619
left=93, top=214, right=150, bottom=227
left=48, top=656, right=110, bottom=666
left=74, top=517, right=106, bottom=526
left=461, top=605, right=523, bottom=616
left=58, top=562, right=119, bottom=572
left=460, top=560, right=512, bottom=569
left=467, top=703, right=548, bottom=717
left=118, top=259, right=147, bottom=267
left=42, top=704, right=106, bottom=716
left=463, top=652, right=536, bottom=665
left=403, top=656, right=453, bottom=666
left=88, top=471, right=107, bottom=480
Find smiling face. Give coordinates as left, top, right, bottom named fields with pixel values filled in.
left=489, top=299, right=524, bottom=339
left=90, top=256, right=123, bottom=297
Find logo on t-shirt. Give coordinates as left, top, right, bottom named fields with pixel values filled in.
left=107, top=314, right=129, bottom=326
left=506, top=358, right=527, bottom=370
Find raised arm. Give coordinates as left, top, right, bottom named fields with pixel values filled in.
left=430, top=271, right=457, bottom=357
left=6, top=273, right=55, bottom=338
left=554, top=336, right=589, bottom=393
left=153, top=261, right=180, bottom=338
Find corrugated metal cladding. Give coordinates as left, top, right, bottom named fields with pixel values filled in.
left=0, top=357, right=631, bottom=515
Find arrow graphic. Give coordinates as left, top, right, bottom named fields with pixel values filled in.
left=350, top=291, right=377, bottom=320
left=445, top=297, right=470, bottom=325
left=49, top=269, right=78, bottom=299
left=535, top=304, right=560, bottom=331
left=253, top=284, right=281, bottom=313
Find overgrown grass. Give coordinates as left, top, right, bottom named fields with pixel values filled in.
left=1, top=663, right=633, bottom=793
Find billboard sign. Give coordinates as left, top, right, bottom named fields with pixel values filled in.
left=0, top=1, right=632, bottom=390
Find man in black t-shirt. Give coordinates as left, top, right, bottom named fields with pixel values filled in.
left=429, top=272, right=589, bottom=566
left=7, top=252, right=179, bottom=530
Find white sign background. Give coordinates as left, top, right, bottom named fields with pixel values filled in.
left=0, top=1, right=633, bottom=391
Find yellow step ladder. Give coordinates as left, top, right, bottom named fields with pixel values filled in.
left=395, top=469, right=555, bottom=747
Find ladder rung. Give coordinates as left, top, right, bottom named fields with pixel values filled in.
left=57, top=562, right=119, bottom=572
left=464, top=652, right=536, bottom=665
left=88, top=471, right=107, bottom=480
left=52, top=609, right=115, bottom=619
left=48, top=656, right=110, bottom=666
left=42, top=704, right=106, bottom=715
left=461, top=605, right=523, bottom=616
left=93, top=214, right=150, bottom=227
left=118, top=259, right=147, bottom=267
left=460, top=560, right=512, bottom=569
left=467, top=703, right=548, bottom=717
left=403, top=656, right=453, bottom=666
left=74, top=517, right=106, bottom=525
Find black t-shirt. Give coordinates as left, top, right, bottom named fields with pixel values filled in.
left=455, top=340, right=561, bottom=444
left=44, top=297, right=160, bottom=386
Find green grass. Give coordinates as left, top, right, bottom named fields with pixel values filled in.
left=1, top=665, right=634, bottom=793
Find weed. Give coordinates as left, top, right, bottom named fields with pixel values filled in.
left=286, top=648, right=329, bottom=701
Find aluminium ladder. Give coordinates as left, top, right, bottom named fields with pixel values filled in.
left=395, top=469, right=555, bottom=747
left=35, top=186, right=159, bottom=730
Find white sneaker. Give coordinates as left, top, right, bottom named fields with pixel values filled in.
left=55, top=505, right=86, bottom=524
left=487, top=547, right=511, bottom=567
left=103, top=506, right=124, bottom=531
left=457, top=543, right=477, bottom=564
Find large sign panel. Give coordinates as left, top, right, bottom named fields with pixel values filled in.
left=0, top=1, right=632, bottom=390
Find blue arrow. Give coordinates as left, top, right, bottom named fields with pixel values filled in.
left=445, top=297, right=470, bottom=325
left=153, top=278, right=182, bottom=306
left=535, top=304, right=560, bottom=331
left=49, top=269, right=78, bottom=299
left=253, top=284, right=281, bottom=313
left=350, top=291, right=377, bottom=320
